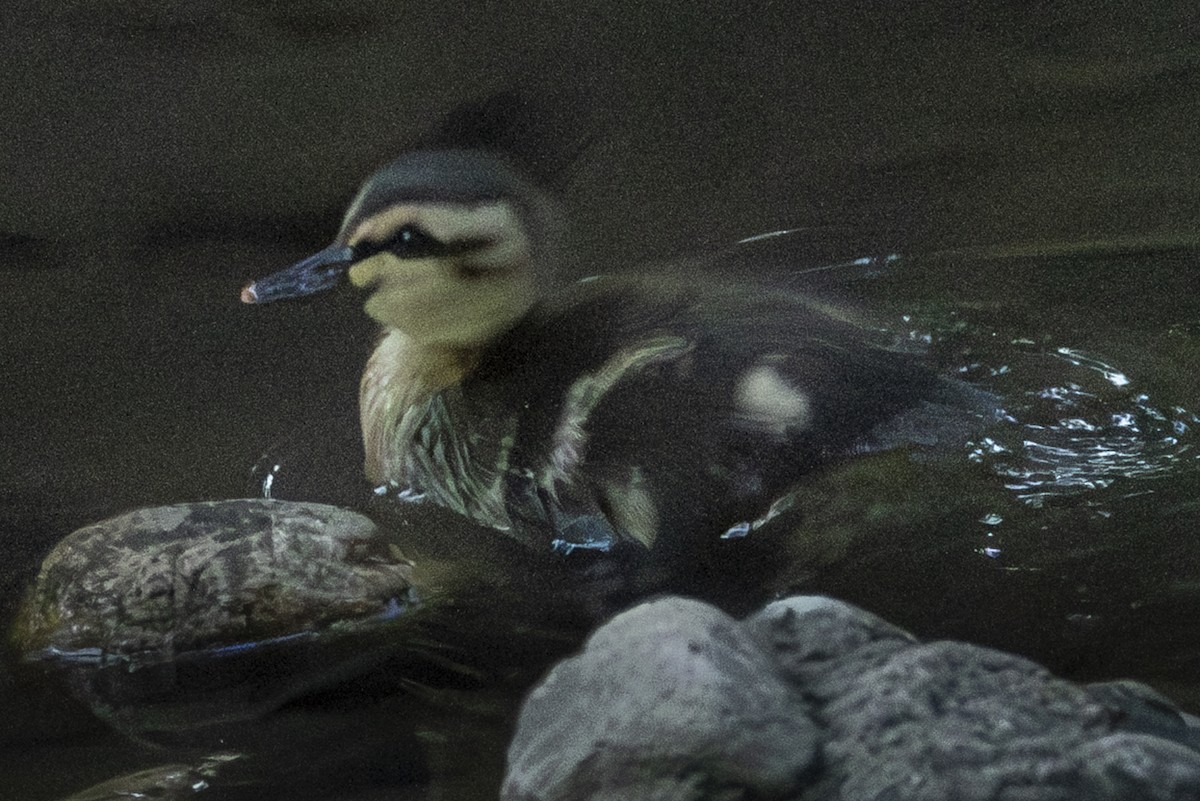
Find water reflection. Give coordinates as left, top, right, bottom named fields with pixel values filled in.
left=887, top=270, right=1200, bottom=513
left=746, top=250, right=1200, bottom=702
left=985, top=350, right=1198, bottom=507
left=8, top=240, right=1200, bottom=800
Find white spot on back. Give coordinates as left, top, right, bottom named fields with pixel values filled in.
left=734, top=364, right=811, bottom=435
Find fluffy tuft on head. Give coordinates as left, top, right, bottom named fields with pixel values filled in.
left=421, top=91, right=593, bottom=194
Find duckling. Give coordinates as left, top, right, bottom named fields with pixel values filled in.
left=241, top=131, right=986, bottom=586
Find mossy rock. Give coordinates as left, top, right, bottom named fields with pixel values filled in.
left=14, top=499, right=419, bottom=665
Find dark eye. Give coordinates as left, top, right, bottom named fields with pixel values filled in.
left=385, top=225, right=443, bottom=258
left=352, top=225, right=445, bottom=262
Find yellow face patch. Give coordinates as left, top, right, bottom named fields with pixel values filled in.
left=347, top=257, right=382, bottom=290
left=349, top=252, right=538, bottom=348
left=342, top=200, right=541, bottom=347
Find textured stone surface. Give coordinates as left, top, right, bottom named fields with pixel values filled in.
left=819, top=641, right=1111, bottom=800
left=14, top=499, right=419, bottom=664
left=503, top=596, right=819, bottom=801
left=58, top=753, right=241, bottom=801
left=505, top=594, right=1200, bottom=801
left=744, top=595, right=917, bottom=702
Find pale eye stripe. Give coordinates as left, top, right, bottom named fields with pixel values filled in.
left=546, top=336, right=694, bottom=482
left=349, top=201, right=524, bottom=249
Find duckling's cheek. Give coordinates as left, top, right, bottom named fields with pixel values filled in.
left=348, top=260, right=379, bottom=290
left=351, top=256, right=432, bottom=328
left=362, top=291, right=397, bottom=327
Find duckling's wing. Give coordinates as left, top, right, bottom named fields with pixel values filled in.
left=543, top=285, right=984, bottom=543
left=745, top=331, right=981, bottom=458
left=852, top=378, right=1000, bottom=455
left=470, top=277, right=991, bottom=555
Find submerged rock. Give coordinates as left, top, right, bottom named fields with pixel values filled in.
left=14, top=499, right=418, bottom=664
left=11, top=499, right=425, bottom=739
left=57, top=753, right=242, bottom=801
left=504, top=595, right=1200, bottom=801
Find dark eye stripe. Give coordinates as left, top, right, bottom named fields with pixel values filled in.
left=351, top=225, right=492, bottom=262
left=388, top=226, right=442, bottom=256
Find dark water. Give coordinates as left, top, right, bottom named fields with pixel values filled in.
left=4, top=2, right=1200, bottom=799
left=4, top=240, right=1200, bottom=800
left=828, top=248, right=1200, bottom=687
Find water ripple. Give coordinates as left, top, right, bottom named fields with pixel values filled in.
left=912, top=319, right=1200, bottom=508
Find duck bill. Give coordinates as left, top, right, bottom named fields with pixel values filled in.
left=240, top=244, right=355, bottom=304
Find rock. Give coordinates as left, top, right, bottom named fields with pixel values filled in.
left=751, top=598, right=1200, bottom=801
left=57, top=753, right=242, bottom=801
left=1075, top=734, right=1200, bottom=801
left=1085, top=680, right=1200, bottom=751
left=502, top=596, right=819, bottom=801
left=817, top=641, right=1111, bottom=800
left=505, top=594, right=1200, bottom=801
left=14, top=499, right=418, bottom=664
left=10, top=499, right=425, bottom=740
left=744, top=595, right=916, bottom=702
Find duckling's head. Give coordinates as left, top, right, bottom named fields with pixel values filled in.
left=243, top=149, right=564, bottom=348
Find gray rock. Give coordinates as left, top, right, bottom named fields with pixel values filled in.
left=1086, top=680, right=1200, bottom=751
left=745, top=595, right=916, bottom=702
left=820, top=640, right=1112, bottom=800
left=1076, top=734, right=1200, bottom=801
left=505, top=594, right=1200, bottom=801
left=502, top=596, right=819, bottom=801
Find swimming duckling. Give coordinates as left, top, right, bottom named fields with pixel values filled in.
left=241, top=144, right=985, bottom=581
